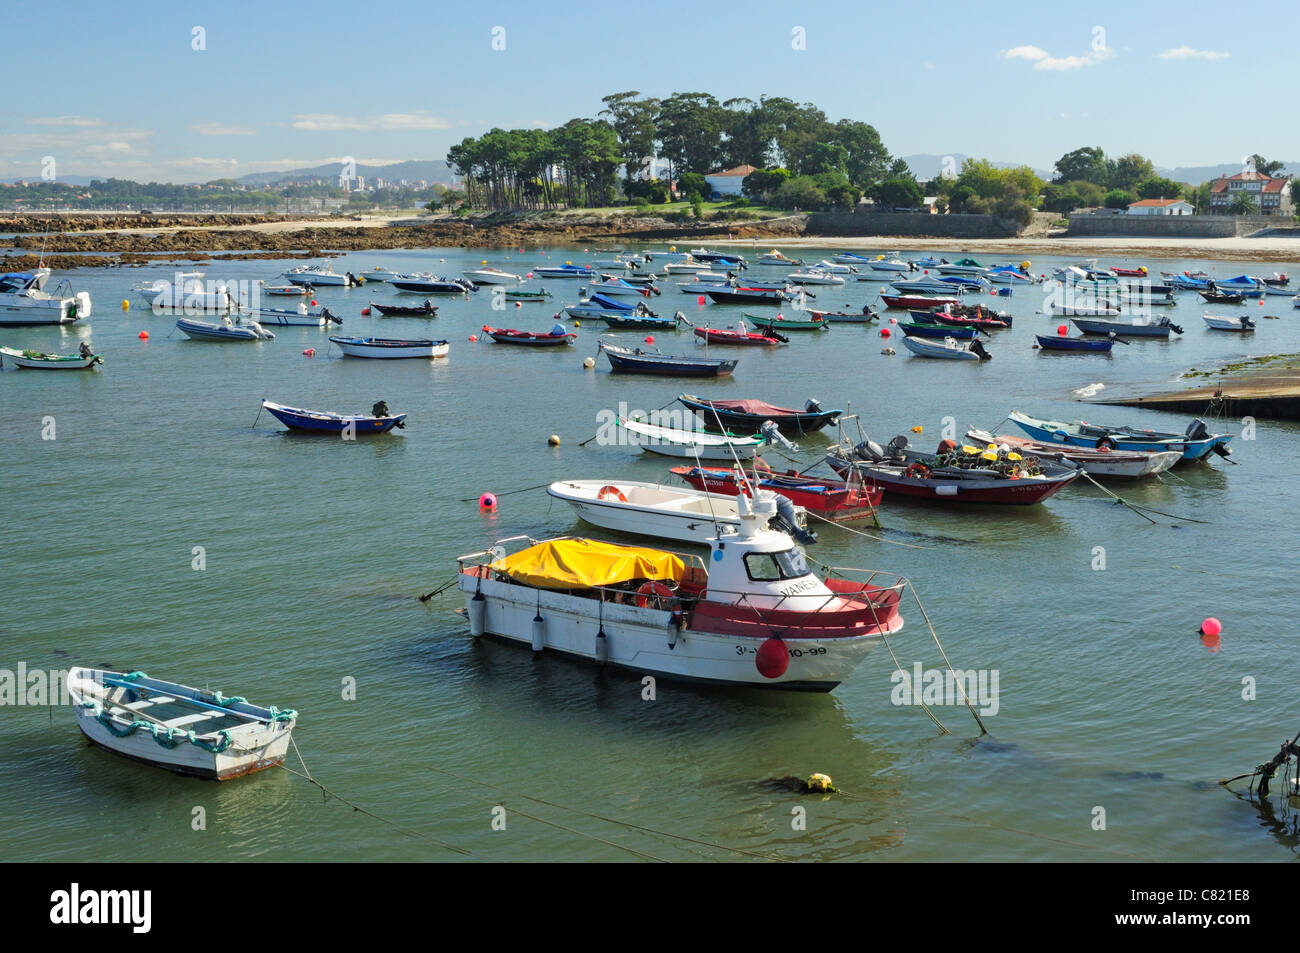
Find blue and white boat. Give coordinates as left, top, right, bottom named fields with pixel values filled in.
left=1008, top=410, right=1232, bottom=461
left=1213, top=275, right=1264, bottom=296
left=832, top=252, right=874, bottom=265
left=329, top=336, right=450, bottom=359
left=565, top=293, right=659, bottom=321
left=261, top=399, right=407, bottom=434
left=936, top=274, right=991, bottom=290
left=242, top=305, right=342, bottom=327
left=900, top=334, right=991, bottom=361
left=580, top=277, right=657, bottom=298
left=176, top=316, right=275, bottom=341
left=535, top=263, right=597, bottom=279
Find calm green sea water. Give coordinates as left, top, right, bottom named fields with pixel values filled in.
left=1, top=244, right=1297, bottom=862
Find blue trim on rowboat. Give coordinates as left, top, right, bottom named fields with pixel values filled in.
left=263, top=400, right=406, bottom=434
left=1035, top=334, right=1113, bottom=352
left=1009, top=416, right=1229, bottom=460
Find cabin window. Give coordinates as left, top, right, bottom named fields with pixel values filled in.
left=744, top=548, right=810, bottom=582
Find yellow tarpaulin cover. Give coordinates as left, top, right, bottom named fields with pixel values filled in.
left=490, top=539, right=685, bottom=590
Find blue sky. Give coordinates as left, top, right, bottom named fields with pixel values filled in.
left=3, top=0, right=1293, bottom=183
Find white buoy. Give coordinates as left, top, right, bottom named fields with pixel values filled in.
left=595, top=627, right=608, bottom=663
left=468, top=593, right=485, bottom=637
left=531, top=613, right=545, bottom=653
left=583, top=356, right=595, bottom=369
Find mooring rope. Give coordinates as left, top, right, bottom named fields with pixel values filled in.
left=804, top=510, right=926, bottom=549
left=223, top=733, right=474, bottom=856
left=425, top=764, right=790, bottom=863
left=1077, top=470, right=1211, bottom=525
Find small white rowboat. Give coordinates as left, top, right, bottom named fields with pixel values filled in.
left=616, top=415, right=765, bottom=461
left=68, top=667, right=297, bottom=781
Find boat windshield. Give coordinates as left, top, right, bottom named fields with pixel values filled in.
left=744, top=548, right=810, bottom=582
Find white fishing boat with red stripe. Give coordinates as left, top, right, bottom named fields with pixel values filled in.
left=456, top=493, right=906, bottom=691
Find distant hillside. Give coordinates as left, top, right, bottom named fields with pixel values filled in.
left=1155, top=162, right=1298, bottom=184
left=236, top=160, right=457, bottom=187
left=900, top=153, right=1054, bottom=181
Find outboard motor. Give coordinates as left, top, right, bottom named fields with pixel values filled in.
left=970, top=339, right=992, bottom=361
left=346, top=272, right=359, bottom=287
left=769, top=494, right=817, bottom=546
left=759, top=420, right=798, bottom=452
left=886, top=435, right=910, bottom=461
left=851, top=438, right=885, bottom=462
left=78, top=342, right=93, bottom=359
left=804, top=398, right=823, bottom=414
left=323, top=307, right=342, bottom=325
left=372, top=400, right=390, bottom=418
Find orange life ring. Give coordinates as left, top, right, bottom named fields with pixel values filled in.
left=635, top=581, right=674, bottom=609
left=597, top=484, right=628, bottom=502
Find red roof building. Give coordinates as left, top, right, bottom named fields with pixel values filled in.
left=1209, top=169, right=1294, bottom=215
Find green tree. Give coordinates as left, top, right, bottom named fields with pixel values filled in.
left=773, top=175, right=827, bottom=210
left=677, top=172, right=709, bottom=200
left=1067, top=179, right=1106, bottom=207
left=1104, top=189, right=1135, bottom=209
left=872, top=177, right=922, bottom=208
left=656, top=92, right=723, bottom=175
left=833, top=119, right=892, bottom=189
left=1248, top=154, right=1286, bottom=178
left=1188, top=182, right=1212, bottom=214
left=1040, top=183, right=1082, bottom=213
left=1053, top=146, right=1109, bottom=185
left=600, top=91, right=659, bottom=179
left=1110, top=154, right=1156, bottom=191
left=741, top=168, right=789, bottom=202
left=1228, top=191, right=1259, bottom=214
left=1135, top=176, right=1186, bottom=200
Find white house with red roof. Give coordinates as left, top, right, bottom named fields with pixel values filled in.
left=1126, top=197, right=1193, bottom=216
left=704, top=164, right=757, bottom=198
left=1209, top=169, right=1294, bottom=215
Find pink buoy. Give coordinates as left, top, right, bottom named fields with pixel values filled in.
left=1200, top=617, right=1222, bottom=637
left=755, top=637, right=789, bottom=679
left=361, top=307, right=371, bottom=316
left=698, top=295, right=706, bottom=305
left=479, top=493, right=497, bottom=511
left=138, top=331, right=149, bottom=340
left=645, top=335, right=654, bottom=344
left=889, top=316, right=897, bottom=324
left=1058, top=324, right=1068, bottom=335
left=303, top=348, right=314, bottom=357
left=880, top=327, right=891, bottom=337
left=310, top=299, right=317, bottom=307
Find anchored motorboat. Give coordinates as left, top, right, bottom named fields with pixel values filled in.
left=455, top=494, right=906, bottom=690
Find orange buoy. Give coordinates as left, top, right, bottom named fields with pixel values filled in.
left=880, top=328, right=890, bottom=337
left=469, top=334, right=478, bottom=342
left=361, top=307, right=371, bottom=316
left=138, top=331, right=149, bottom=340
left=310, top=299, right=317, bottom=307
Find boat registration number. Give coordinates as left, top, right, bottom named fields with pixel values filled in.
left=735, top=645, right=827, bottom=658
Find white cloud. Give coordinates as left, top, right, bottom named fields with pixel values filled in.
left=1000, top=44, right=1115, bottom=71
left=1158, top=45, right=1229, bottom=61
left=1002, top=45, right=1049, bottom=62
left=192, top=122, right=257, bottom=136
left=23, top=116, right=106, bottom=128
left=291, top=112, right=450, bottom=132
